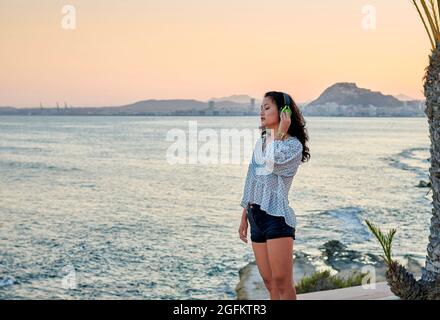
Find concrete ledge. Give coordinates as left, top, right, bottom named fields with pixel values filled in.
left=297, top=282, right=399, bottom=300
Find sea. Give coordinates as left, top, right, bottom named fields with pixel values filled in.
left=0, top=115, right=432, bottom=299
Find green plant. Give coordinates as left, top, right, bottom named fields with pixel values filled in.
left=412, top=0, right=440, bottom=50
left=365, top=219, right=396, bottom=267
left=295, top=270, right=367, bottom=294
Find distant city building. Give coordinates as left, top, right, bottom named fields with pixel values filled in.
left=249, top=98, right=255, bottom=113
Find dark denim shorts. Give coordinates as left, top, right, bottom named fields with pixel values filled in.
left=246, top=203, right=296, bottom=243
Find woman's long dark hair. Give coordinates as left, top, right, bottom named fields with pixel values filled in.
left=262, top=91, right=310, bottom=163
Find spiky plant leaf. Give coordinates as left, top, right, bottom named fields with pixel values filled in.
left=412, top=0, right=439, bottom=50
left=420, top=0, right=439, bottom=37
left=365, top=219, right=397, bottom=267
left=430, top=0, right=439, bottom=32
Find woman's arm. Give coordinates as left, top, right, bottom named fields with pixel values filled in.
left=263, top=138, right=303, bottom=177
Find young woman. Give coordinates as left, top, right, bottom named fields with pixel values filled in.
left=238, top=91, right=310, bottom=300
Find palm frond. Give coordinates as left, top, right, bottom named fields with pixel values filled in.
left=438, top=0, right=440, bottom=25
left=430, top=0, right=440, bottom=32
left=365, top=219, right=397, bottom=267
left=420, top=0, right=439, bottom=36
left=413, top=0, right=436, bottom=49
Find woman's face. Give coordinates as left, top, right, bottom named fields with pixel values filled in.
left=260, top=96, right=279, bottom=129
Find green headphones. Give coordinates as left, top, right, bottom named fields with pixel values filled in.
left=280, top=92, right=292, bottom=117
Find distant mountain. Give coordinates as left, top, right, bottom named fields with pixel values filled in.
left=0, top=106, right=15, bottom=111
left=124, top=98, right=253, bottom=112
left=394, top=94, right=417, bottom=101
left=117, top=98, right=256, bottom=113
left=209, top=94, right=258, bottom=104
left=0, top=87, right=425, bottom=117
left=114, top=99, right=207, bottom=113
left=308, top=82, right=404, bottom=108
left=0, top=98, right=255, bottom=116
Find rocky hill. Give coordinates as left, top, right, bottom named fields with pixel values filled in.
left=308, top=82, right=404, bottom=108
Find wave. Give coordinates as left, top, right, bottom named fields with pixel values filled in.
left=381, top=146, right=429, bottom=180
left=0, top=276, right=15, bottom=288
left=320, top=206, right=372, bottom=242
left=0, top=146, right=46, bottom=153
left=0, top=160, right=81, bottom=172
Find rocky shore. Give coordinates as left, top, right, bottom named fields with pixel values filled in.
left=235, top=240, right=422, bottom=300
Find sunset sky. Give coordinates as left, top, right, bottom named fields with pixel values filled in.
left=0, top=0, right=430, bottom=107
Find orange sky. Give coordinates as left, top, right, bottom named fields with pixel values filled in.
left=0, top=0, right=430, bottom=107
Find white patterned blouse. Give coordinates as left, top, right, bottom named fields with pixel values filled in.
left=240, top=135, right=303, bottom=229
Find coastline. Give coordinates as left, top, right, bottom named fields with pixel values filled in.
left=235, top=240, right=422, bottom=300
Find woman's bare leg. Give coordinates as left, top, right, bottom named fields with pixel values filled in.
left=267, top=237, right=296, bottom=300
left=251, top=241, right=280, bottom=299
